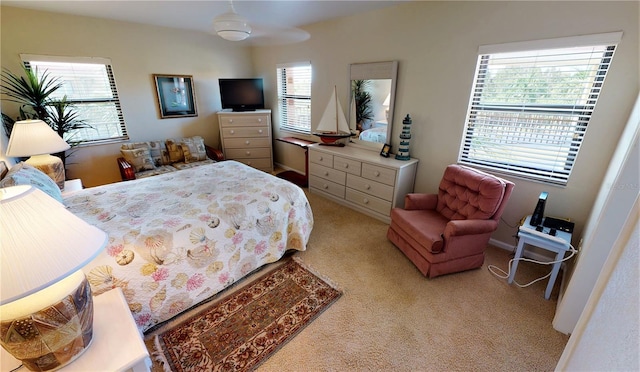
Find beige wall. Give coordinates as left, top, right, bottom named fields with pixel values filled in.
left=1, top=2, right=638, bottom=247
left=253, top=1, right=639, bottom=246
left=1, top=6, right=253, bottom=187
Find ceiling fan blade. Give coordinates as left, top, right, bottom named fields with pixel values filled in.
left=248, top=23, right=310, bottom=46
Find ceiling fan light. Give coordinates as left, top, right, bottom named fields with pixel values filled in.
left=213, top=11, right=251, bottom=41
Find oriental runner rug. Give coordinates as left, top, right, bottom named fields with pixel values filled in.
left=147, top=258, right=342, bottom=371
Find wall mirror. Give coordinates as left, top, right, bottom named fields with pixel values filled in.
left=348, top=61, right=398, bottom=150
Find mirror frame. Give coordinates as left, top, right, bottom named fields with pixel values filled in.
left=348, top=61, right=399, bottom=151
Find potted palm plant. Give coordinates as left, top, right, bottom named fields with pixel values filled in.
left=1, top=66, right=91, bottom=168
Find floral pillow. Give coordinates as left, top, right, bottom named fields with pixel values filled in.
left=0, top=162, right=63, bottom=203
left=180, top=136, right=208, bottom=163
left=121, top=147, right=156, bottom=172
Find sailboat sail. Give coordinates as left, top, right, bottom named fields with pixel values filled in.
left=350, top=91, right=357, bottom=132
left=315, top=86, right=351, bottom=135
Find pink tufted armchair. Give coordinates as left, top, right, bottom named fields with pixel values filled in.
left=387, top=164, right=514, bottom=278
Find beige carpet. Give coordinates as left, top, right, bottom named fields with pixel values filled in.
left=255, top=190, right=569, bottom=371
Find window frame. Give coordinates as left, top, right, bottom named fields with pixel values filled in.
left=20, top=54, right=129, bottom=145
left=276, top=61, right=312, bottom=134
left=457, top=32, right=622, bottom=186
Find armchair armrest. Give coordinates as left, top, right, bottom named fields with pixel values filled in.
left=404, top=193, right=438, bottom=210
left=443, top=219, right=499, bottom=237
left=205, top=145, right=225, bottom=161
left=117, top=157, right=136, bottom=181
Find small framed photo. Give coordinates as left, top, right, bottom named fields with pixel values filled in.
left=380, top=143, right=391, bottom=157
left=153, top=74, right=198, bottom=119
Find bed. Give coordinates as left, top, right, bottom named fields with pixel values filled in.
left=359, top=125, right=387, bottom=143
left=63, top=160, right=313, bottom=332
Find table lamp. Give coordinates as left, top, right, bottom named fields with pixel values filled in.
left=0, top=185, right=107, bottom=371
left=5, top=120, right=71, bottom=190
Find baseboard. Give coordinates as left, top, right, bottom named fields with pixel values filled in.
left=489, top=237, right=557, bottom=263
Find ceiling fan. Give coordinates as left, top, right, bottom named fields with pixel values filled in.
left=211, top=0, right=310, bottom=45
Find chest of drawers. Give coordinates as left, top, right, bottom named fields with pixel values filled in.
left=217, top=110, right=273, bottom=172
left=308, top=144, right=418, bottom=223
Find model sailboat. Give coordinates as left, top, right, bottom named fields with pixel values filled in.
left=313, top=86, right=352, bottom=146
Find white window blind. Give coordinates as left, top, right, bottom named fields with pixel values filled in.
left=21, top=54, right=128, bottom=144
left=458, top=33, right=621, bottom=185
left=277, top=62, right=312, bottom=134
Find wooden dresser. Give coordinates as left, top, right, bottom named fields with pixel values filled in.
left=217, top=109, right=273, bottom=172
left=308, top=144, right=418, bottom=223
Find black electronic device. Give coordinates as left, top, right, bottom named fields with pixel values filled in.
left=219, top=78, right=265, bottom=112
left=543, top=216, right=575, bottom=233
left=530, top=191, right=548, bottom=226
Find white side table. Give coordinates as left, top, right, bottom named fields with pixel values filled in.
left=1, top=288, right=151, bottom=372
left=508, top=215, right=573, bottom=300
left=62, top=179, right=83, bottom=196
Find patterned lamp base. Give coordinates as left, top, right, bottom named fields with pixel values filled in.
left=25, top=154, right=66, bottom=190
left=0, top=275, right=94, bottom=371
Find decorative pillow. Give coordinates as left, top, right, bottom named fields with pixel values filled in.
left=180, top=136, right=208, bottom=163
left=120, top=147, right=156, bottom=172
left=148, top=140, right=171, bottom=166
left=165, top=139, right=185, bottom=164
left=0, top=162, right=63, bottom=203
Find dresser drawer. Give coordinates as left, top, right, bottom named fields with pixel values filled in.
left=219, top=115, right=270, bottom=127
left=235, top=158, right=272, bottom=170
left=309, top=163, right=346, bottom=185
left=309, top=150, right=334, bottom=168
left=347, top=174, right=394, bottom=202
left=221, top=127, right=269, bottom=138
left=223, top=137, right=271, bottom=148
left=334, top=156, right=361, bottom=176
left=226, top=147, right=271, bottom=159
left=310, top=175, right=346, bottom=198
left=361, top=163, right=396, bottom=186
left=346, top=189, right=392, bottom=216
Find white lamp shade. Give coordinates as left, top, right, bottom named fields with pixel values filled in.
left=6, top=119, right=70, bottom=157
left=213, top=3, right=251, bottom=41
left=0, top=185, right=107, bottom=305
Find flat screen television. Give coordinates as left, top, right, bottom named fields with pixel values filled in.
left=219, top=78, right=265, bottom=112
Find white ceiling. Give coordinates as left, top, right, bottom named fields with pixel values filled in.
left=3, top=1, right=410, bottom=45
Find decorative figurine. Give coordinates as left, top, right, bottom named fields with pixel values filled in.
left=395, top=114, right=412, bottom=160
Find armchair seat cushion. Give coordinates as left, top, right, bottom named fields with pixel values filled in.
left=390, top=208, right=447, bottom=254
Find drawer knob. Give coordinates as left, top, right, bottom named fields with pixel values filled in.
left=230, top=130, right=235, bottom=135
left=258, top=118, right=262, bottom=122
left=246, top=151, right=251, bottom=155
left=365, top=184, right=371, bottom=190
left=363, top=198, right=369, bottom=204
left=324, top=171, right=329, bottom=176
left=343, top=164, right=348, bottom=169
left=319, top=156, right=323, bottom=161
left=228, top=119, right=233, bottom=123
left=375, top=171, right=380, bottom=177
left=258, top=129, right=263, bottom=134
left=323, top=184, right=328, bottom=189
left=245, top=140, right=250, bottom=145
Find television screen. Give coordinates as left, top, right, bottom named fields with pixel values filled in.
left=219, top=78, right=265, bottom=111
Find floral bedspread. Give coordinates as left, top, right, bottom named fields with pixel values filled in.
left=64, top=161, right=313, bottom=332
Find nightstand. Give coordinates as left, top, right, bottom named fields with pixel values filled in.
left=1, top=288, right=151, bottom=372
left=62, top=179, right=83, bottom=196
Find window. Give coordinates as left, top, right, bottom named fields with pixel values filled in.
left=458, top=32, right=621, bottom=185
left=21, top=54, right=128, bottom=144
left=277, top=62, right=312, bottom=134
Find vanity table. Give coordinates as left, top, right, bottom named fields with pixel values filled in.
left=308, top=144, right=418, bottom=223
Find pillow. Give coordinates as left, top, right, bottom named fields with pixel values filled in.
left=0, top=162, right=63, bottom=203
left=148, top=140, right=171, bottom=166
left=120, top=147, right=156, bottom=172
left=180, top=136, right=208, bottom=163
left=165, top=139, right=185, bottom=164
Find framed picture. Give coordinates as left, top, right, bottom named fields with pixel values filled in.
left=153, top=74, right=198, bottom=119
left=380, top=143, right=391, bottom=157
